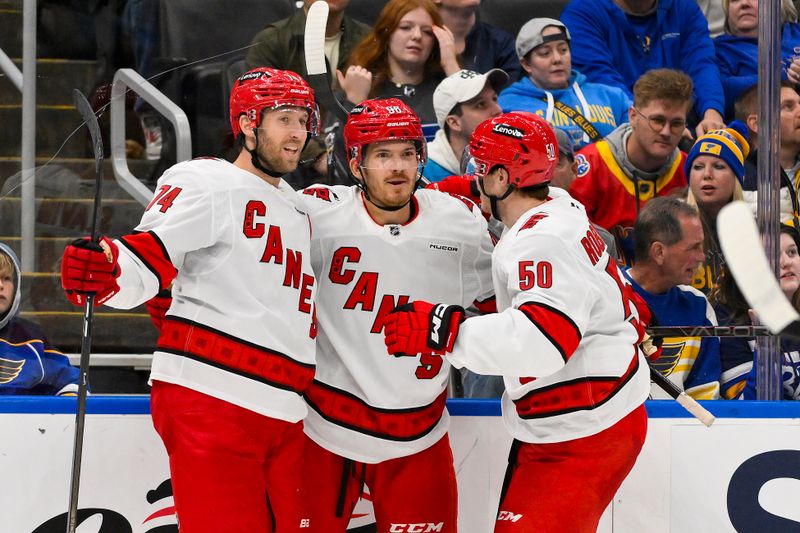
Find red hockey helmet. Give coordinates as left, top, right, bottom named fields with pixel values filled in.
left=229, top=67, right=319, bottom=137
left=467, top=111, right=558, bottom=188
left=344, top=98, right=427, bottom=167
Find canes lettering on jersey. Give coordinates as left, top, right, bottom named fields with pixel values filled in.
left=244, top=200, right=315, bottom=315
left=328, top=246, right=412, bottom=334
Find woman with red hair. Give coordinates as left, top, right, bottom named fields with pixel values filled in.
left=336, top=0, right=461, bottom=128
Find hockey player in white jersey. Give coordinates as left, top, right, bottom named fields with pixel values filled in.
left=299, top=98, right=494, bottom=532
left=384, top=112, right=651, bottom=533
left=60, top=68, right=319, bottom=532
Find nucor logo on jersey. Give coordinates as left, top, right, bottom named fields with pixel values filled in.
left=492, top=123, right=525, bottom=139
left=429, top=243, right=458, bottom=252
left=389, top=523, right=444, bottom=532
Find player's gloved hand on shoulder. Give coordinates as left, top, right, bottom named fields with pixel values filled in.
left=383, top=301, right=465, bottom=356
left=61, top=236, right=120, bottom=307
left=145, top=288, right=172, bottom=333
left=630, top=290, right=663, bottom=361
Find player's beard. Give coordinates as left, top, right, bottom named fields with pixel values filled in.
left=255, top=132, right=302, bottom=175
left=364, top=169, right=416, bottom=209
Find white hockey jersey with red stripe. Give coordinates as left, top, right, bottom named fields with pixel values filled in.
left=301, top=186, right=494, bottom=463
left=448, top=187, right=650, bottom=443
left=106, top=158, right=317, bottom=422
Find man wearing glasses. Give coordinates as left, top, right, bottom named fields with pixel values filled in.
left=569, top=68, right=693, bottom=265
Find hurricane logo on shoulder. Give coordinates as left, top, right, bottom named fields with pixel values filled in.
left=239, top=71, right=265, bottom=82
left=492, top=123, right=524, bottom=139
left=576, top=153, right=590, bottom=177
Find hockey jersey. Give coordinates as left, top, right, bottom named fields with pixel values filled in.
left=743, top=338, right=800, bottom=400
left=624, top=271, right=721, bottom=400
left=300, top=186, right=494, bottom=463
left=1, top=242, right=79, bottom=396
left=448, top=188, right=650, bottom=444
left=569, top=139, right=687, bottom=265
left=106, top=158, right=317, bottom=422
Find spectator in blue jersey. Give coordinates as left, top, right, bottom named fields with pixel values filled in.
left=0, top=244, right=80, bottom=396
left=425, top=68, right=506, bottom=182
left=434, top=0, right=521, bottom=81
left=624, top=197, right=722, bottom=400
left=560, top=0, right=726, bottom=137
left=714, top=0, right=800, bottom=120
left=497, top=18, right=632, bottom=150
left=734, top=83, right=800, bottom=225
left=742, top=225, right=800, bottom=399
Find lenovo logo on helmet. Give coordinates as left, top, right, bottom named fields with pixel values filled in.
left=492, top=123, right=524, bottom=139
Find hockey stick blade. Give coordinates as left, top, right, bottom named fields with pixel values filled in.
left=304, top=0, right=349, bottom=118
left=649, top=366, right=715, bottom=427
left=72, top=89, right=104, bottom=242
left=717, top=201, right=800, bottom=341
left=66, top=88, right=104, bottom=533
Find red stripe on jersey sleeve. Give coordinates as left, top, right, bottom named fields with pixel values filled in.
left=119, top=231, right=178, bottom=290
left=157, top=317, right=315, bottom=394
left=518, top=302, right=582, bottom=362
left=304, top=382, right=447, bottom=441
left=473, top=296, right=497, bottom=315
left=513, top=351, right=640, bottom=419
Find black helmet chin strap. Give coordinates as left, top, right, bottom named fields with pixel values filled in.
left=354, top=164, right=424, bottom=213
left=477, top=176, right=515, bottom=222
left=248, top=125, right=313, bottom=179
left=248, top=128, right=285, bottom=178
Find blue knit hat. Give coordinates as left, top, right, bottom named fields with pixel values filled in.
left=684, top=128, right=750, bottom=182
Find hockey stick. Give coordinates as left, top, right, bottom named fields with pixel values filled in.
left=304, top=0, right=357, bottom=184
left=646, top=325, right=771, bottom=338
left=648, top=366, right=715, bottom=426
left=717, top=201, right=800, bottom=341
left=65, top=89, right=104, bottom=533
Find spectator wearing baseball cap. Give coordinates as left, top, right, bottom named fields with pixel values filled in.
left=498, top=18, right=632, bottom=150
left=424, top=68, right=507, bottom=182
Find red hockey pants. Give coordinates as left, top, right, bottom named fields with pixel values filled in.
left=151, top=380, right=308, bottom=532
left=495, top=404, right=648, bottom=533
left=300, top=433, right=458, bottom=532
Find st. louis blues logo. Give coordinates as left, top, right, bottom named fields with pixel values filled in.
left=575, top=154, right=590, bottom=177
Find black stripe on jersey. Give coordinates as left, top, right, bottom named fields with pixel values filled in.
left=518, top=301, right=582, bottom=363
left=304, top=379, right=444, bottom=442
left=515, top=353, right=640, bottom=419
left=164, top=315, right=316, bottom=370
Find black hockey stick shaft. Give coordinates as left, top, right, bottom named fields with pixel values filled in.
left=66, top=89, right=104, bottom=533
left=648, top=363, right=715, bottom=427
left=646, top=325, right=771, bottom=338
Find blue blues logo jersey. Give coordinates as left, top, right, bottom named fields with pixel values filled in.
left=1, top=318, right=79, bottom=396
left=624, top=270, right=721, bottom=400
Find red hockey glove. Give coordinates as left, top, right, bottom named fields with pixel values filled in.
left=426, top=175, right=481, bottom=205
left=61, top=236, right=120, bottom=306
left=145, top=288, right=172, bottom=333
left=383, top=301, right=465, bottom=356
left=630, top=290, right=663, bottom=362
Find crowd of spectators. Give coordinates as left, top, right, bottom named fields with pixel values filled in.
left=16, top=0, right=800, bottom=399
